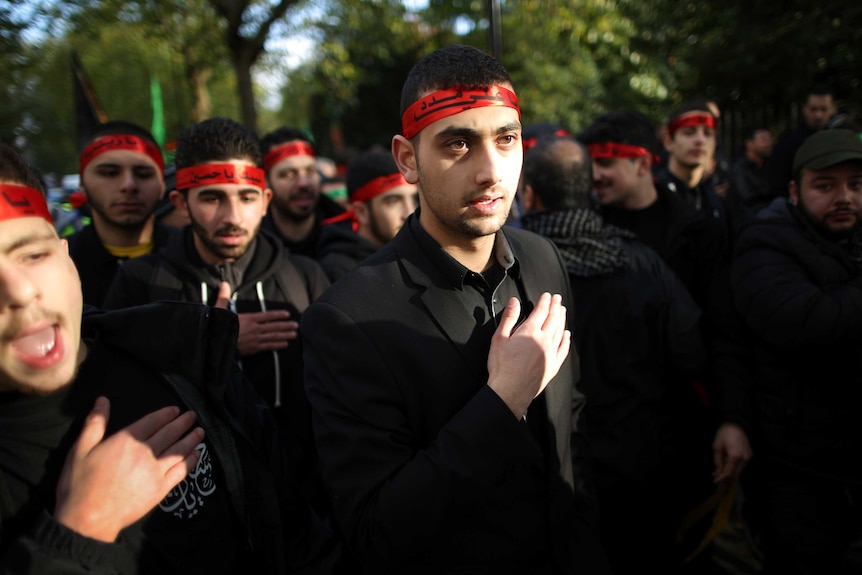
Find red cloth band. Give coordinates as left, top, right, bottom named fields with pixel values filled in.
left=351, top=173, right=410, bottom=203
left=587, top=142, right=658, bottom=163
left=667, top=113, right=716, bottom=136
left=263, top=141, right=315, bottom=172
left=401, top=86, right=520, bottom=140
left=523, top=129, right=569, bottom=153
left=175, top=164, right=266, bottom=191
left=322, top=173, right=411, bottom=232
left=0, top=184, right=53, bottom=225
left=79, top=134, right=164, bottom=175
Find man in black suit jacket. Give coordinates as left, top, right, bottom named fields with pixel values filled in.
left=301, top=44, right=608, bottom=574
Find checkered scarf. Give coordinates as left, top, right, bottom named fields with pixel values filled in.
left=520, top=209, right=634, bottom=277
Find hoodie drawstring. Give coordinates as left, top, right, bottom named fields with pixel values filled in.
left=255, top=281, right=282, bottom=408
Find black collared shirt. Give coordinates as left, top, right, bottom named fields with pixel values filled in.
left=409, top=212, right=523, bottom=344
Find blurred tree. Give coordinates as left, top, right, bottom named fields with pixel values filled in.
left=207, top=0, right=304, bottom=130
left=278, top=0, right=449, bottom=156
left=1, top=4, right=36, bottom=148
left=6, top=0, right=862, bottom=174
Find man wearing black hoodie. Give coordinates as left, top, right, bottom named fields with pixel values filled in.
left=103, top=117, right=331, bottom=518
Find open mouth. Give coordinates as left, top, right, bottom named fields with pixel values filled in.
left=12, top=325, right=64, bottom=369
left=468, top=196, right=503, bottom=214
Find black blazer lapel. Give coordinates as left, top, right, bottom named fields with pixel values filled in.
left=392, top=225, right=487, bottom=381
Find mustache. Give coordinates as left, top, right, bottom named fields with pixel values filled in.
left=0, top=313, right=60, bottom=342
left=214, top=225, right=249, bottom=237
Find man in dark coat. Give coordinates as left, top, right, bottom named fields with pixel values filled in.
left=102, top=118, right=331, bottom=519
left=0, top=142, right=336, bottom=574
left=259, top=127, right=346, bottom=260
left=520, top=134, right=719, bottom=573
left=317, top=149, right=418, bottom=282
left=68, top=121, right=177, bottom=307
left=765, top=83, right=837, bottom=201
left=301, top=45, right=609, bottom=574
left=732, top=128, right=862, bottom=574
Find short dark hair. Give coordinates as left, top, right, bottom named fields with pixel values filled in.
left=346, top=150, right=400, bottom=202
left=807, top=82, right=834, bottom=100
left=78, top=120, right=158, bottom=154
left=743, top=126, right=770, bottom=141
left=523, top=135, right=592, bottom=211
left=399, top=44, right=513, bottom=118
left=578, top=110, right=659, bottom=155
left=175, top=117, right=261, bottom=171
left=0, top=141, right=45, bottom=194
left=259, top=127, right=315, bottom=156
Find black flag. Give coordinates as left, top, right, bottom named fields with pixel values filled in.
left=71, top=50, right=107, bottom=145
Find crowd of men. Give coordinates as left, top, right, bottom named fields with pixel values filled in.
left=1, top=44, right=860, bottom=575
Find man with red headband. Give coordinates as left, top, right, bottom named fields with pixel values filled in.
left=301, top=45, right=609, bottom=573
left=103, top=117, right=333, bottom=522
left=580, top=110, right=726, bottom=310
left=579, top=111, right=752, bottom=532
left=0, top=140, right=337, bottom=572
left=68, top=121, right=177, bottom=307
left=654, top=102, right=730, bottom=245
left=259, top=127, right=346, bottom=259
left=317, top=149, right=418, bottom=281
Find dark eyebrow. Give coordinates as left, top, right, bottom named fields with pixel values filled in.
left=197, top=187, right=261, bottom=196
left=93, top=162, right=156, bottom=170
left=2, top=231, right=56, bottom=254
left=434, top=121, right=522, bottom=141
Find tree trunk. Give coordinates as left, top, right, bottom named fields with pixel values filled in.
left=183, top=46, right=212, bottom=122
left=232, top=44, right=257, bottom=131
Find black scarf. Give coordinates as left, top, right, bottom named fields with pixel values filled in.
left=521, top=209, right=634, bottom=277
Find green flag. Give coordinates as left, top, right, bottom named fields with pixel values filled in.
left=150, top=74, right=165, bottom=149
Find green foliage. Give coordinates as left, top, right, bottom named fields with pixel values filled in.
left=11, top=0, right=239, bottom=175
left=6, top=0, right=862, bottom=176
left=277, top=0, right=445, bottom=154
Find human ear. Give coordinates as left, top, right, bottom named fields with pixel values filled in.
left=392, top=135, right=418, bottom=184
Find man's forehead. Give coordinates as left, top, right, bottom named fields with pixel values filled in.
left=378, top=184, right=417, bottom=197
left=86, top=148, right=161, bottom=169
left=272, top=153, right=316, bottom=169
left=0, top=217, right=58, bottom=251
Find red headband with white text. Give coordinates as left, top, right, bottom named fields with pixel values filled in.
left=667, top=113, right=716, bottom=137
left=175, top=164, right=266, bottom=191
left=0, top=184, right=53, bottom=225
left=79, top=134, right=164, bottom=175
left=587, top=142, right=660, bottom=163
left=263, top=141, right=315, bottom=172
left=401, top=86, right=520, bottom=140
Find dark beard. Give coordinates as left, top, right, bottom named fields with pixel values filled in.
left=796, top=198, right=860, bottom=243
left=189, top=218, right=259, bottom=261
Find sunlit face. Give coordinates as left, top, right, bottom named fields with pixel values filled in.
left=591, top=156, right=642, bottom=208
left=356, top=184, right=418, bottom=246
left=394, top=97, right=522, bottom=246
left=266, top=148, right=321, bottom=222
left=81, top=149, right=165, bottom=230
left=790, top=161, right=862, bottom=241
left=666, top=115, right=716, bottom=170
left=0, top=212, right=83, bottom=395
left=171, top=160, right=272, bottom=265
left=802, top=94, right=836, bottom=131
